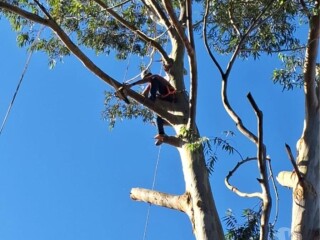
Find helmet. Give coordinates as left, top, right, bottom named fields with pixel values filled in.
left=141, top=69, right=151, bottom=79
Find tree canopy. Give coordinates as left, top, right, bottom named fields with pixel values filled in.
left=0, top=0, right=318, bottom=239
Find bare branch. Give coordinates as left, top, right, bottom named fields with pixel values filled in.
left=92, top=0, right=171, bottom=64
left=247, top=92, right=271, bottom=240
left=285, top=143, right=304, bottom=183
left=277, top=171, right=299, bottom=188
left=161, top=135, right=183, bottom=147
left=130, top=188, right=188, bottom=212
left=202, top=0, right=224, bottom=77
left=225, top=157, right=262, bottom=199
left=221, top=79, right=258, bottom=144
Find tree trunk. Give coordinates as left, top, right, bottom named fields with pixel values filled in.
left=177, top=140, right=224, bottom=239
left=277, top=13, right=320, bottom=240
left=291, top=116, right=319, bottom=239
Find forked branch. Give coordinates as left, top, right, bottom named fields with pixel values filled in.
left=202, top=0, right=224, bottom=76
left=92, top=0, right=171, bottom=65
left=225, top=93, right=272, bottom=240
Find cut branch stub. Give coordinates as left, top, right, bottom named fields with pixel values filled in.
left=130, top=188, right=188, bottom=213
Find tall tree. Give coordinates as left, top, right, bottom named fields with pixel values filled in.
left=0, top=0, right=318, bottom=239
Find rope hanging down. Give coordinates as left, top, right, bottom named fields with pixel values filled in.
left=142, top=145, right=161, bottom=240
left=0, top=28, right=43, bottom=136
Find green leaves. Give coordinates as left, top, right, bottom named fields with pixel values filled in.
left=202, top=0, right=302, bottom=58
left=102, top=90, right=154, bottom=129
left=179, top=129, right=239, bottom=174
left=272, top=53, right=305, bottom=90
left=16, top=32, right=29, bottom=46
left=224, top=208, right=276, bottom=240
left=2, top=1, right=164, bottom=67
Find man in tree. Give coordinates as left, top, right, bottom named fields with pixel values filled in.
left=127, top=69, right=176, bottom=145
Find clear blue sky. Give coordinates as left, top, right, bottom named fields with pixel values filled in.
left=0, top=18, right=305, bottom=240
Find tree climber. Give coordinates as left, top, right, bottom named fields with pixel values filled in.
left=126, top=69, right=176, bottom=146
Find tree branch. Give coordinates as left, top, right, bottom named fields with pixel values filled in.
left=92, top=0, right=171, bottom=64
left=225, top=157, right=262, bottom=199
left=161, top=135, right=183, bottom=147
left=285, top=143, right=304, bottom=184
left=225, top=0, right=275, bottom=79
left=130, top=188, right=188, bottom=213
left=0, top=2, right=49, bottom=26
left=0, top=2, right=179, bottom=125
left=162, top=0, right=197, bottom=131
left=247, top=92, right=271, bottom=240
left=221, top=77, right=258, bottom=144
left=215, top=2, right=275, bottom=146
left=277, top=171, right=299, bottom=188
left=185, top=0, right=197, bottom=131
left=228, top=5, right=241, bottom=37
left=202, top=0, right=224, bottom=77
left=141, top=0, right=172, bottom=32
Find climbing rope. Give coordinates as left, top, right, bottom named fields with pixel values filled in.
left=122, top=34, right=138, bottom=82
left=124, top=45, right=156, bottom=84
left=142, top=145, right=161, bottom=240
left=0, top=27, right=43, bottom=136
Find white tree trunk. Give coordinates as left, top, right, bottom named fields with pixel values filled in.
left=277, top=13, right=320, bottom=240
left=177, top=143, right=224, bottom=239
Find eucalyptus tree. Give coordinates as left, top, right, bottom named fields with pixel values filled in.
left=0, top=0, right=318, bottom=240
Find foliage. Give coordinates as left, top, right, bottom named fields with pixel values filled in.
left=224, top=208, right=276, bottom=240
left=102, top=90, right=154, bottom=129
left=179, top=128, right=240, bottom=174
left=203, top=132, right=241, bottom=174
left=272, top=52, right=305, bottom=90
left=1, top=0, right=168, bottom=64
left=202, top=0, right=303, bottom=59
left=1, top=0, right=311, bottom=88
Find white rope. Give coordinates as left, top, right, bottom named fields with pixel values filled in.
left=122, top=34, right=138, bottom=82
left=124, top=46, right=156, bottom=84
left=142, top=145, right=161, bottom=240
left=0, top=27, right=43, bottom=136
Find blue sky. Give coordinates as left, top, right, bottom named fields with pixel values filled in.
left=0, top=18, right=306, bottom=240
